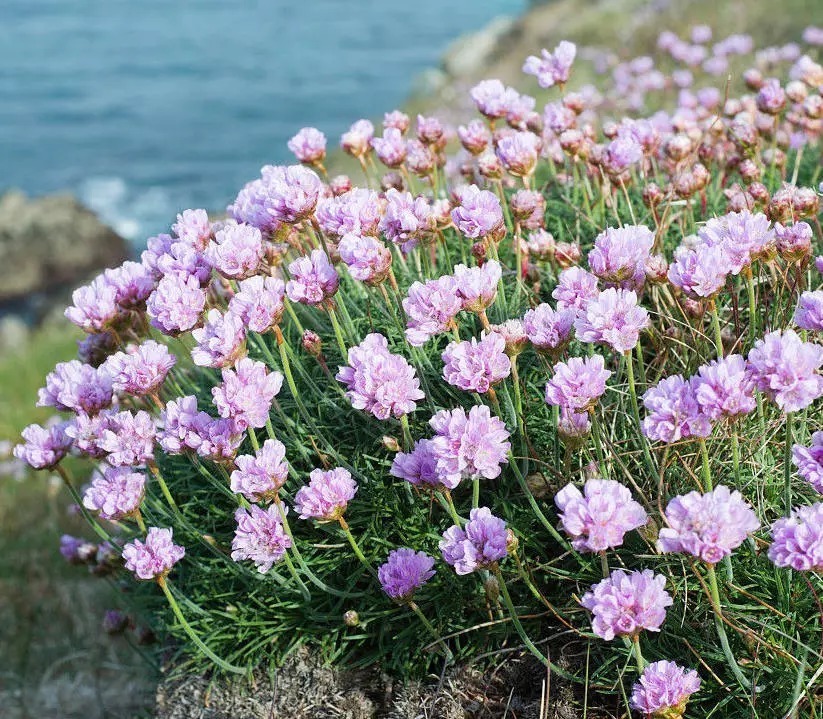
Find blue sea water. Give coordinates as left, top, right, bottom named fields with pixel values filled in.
left=0, top=0, right=524, bottom=243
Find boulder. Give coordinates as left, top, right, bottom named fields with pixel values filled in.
left=0, top=191, right=129, bottom=305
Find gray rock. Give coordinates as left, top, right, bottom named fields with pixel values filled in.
left=441, top=16, right=518, bottom=78
left=0, top=191, right=129, bottom=304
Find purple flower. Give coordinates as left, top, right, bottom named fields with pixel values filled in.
left=341, top=119, right=374, bottom=157
left=141, top=233, right=175, bottom=278
left=544, top=355, right=611, bottom=412
left=286, top=249, right=339, bottom=306
left=496, top=131, right=541, bottom=177
left=458, top=119, right=491, bottom=154
left=667, top=244, right=729, bottom=299
left=631, top=661, right=701, bottom=716
left=378, top=548, right=435, bottom=601
left=429, top=405, right=510, bottom=485
left=699, top=210, right=774, bottom=274
left=768, top=503, right=823, bottom=571
left=195, top=417, right=244, bottom=462
left=212, top=358, right=283, bottom=431
left=693, top=354, right=757, bottom=421
left=38, top=360, right=113, bottom=415
left=147, top=274, right=206, bottom=335
left=403, top=275, right=462, bottom=346
left=83, top=466, right=146, bottom=520
left=154, top=238, right=212, bottom=284
left=65, top=276, right=121, bottom=332
left=580, top=569, right=672, bottom=641
left=390, top=438, right=443, bottom=487
left=775, top=222, right=813, bottom=261
left=288, top=127, right=327, bottom=165
left=552, top=267, right=600, bottom=314
left=60, top=535, right=96, bottom=564
left=294, top=467, right=357, bottom=521
left=383, top=110, right=410, bottom=133
left=122, top=527, right=185, bottom=580
left=172, top=209, right=211, bottom=250
left=442, top=332, right=511, bottom=394
left=268, top=165, right=323, bottom=224
left=794, top=290, right=823, bottom=332
left=643, top=373, right=712, bottom=442
left=453, top=260, right=501, bottom=313
left=103, top=340, right=176, bottom=397
left=555, top=479, right=647, bottom=552
left=451, top=185, right=503, bottom=240
left=316, top=188, right=381, bottom=238
left=157, top=396, right=210, bottom=455
left=380, top=189, right=433, bottom=252
left=523, top=303, right=575, bottom=352
left=65, top=411, right=110, bottom=459
left=191, top=310, right=247, bottom=368
left=588, top=225, right=654, bottom=289
left=77, top=332, right=118, bottom=368
left=229, top=275, right=286, bottom=333
left=336, top=333, right=424, bottom=419
left=793, top=432, right=823, bottom=493
left=231, top=505, right=292, bottom=573
left=14, top=422, right=72, bottom=469
left=230, top=438, right=289, bottom=502
left=439, top=507, right=508, bottom=575
left=338, top=233, right=392, bottom=285
left=205, top=222, right=264, bottom=279
left=104, top=261, right=155, bottom=308
left=659, top=486, right=759, bottom=564
left=97, top=410, right=156, bottom=467
left=371, top=128, right=407, bottom=168
left=817, top=256, right=823, bottom=274
left=747, top=329, right=823, bottom=412
left=522, top=41, right=577, bottom=88
left=470, top=79, right=518, bottom=119
left=574, top=288, right=649, bottom=353
left=558, top=407, right=592, bottom=444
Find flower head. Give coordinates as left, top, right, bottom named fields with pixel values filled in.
left=341, top=119, right=374, bottom=157
left=693, top=354, right=757, bottom=421
left=231, top=438, right=289, bottom=503
left=83, top=466, right=146, bottom=520
left=288, top=127, right=326, bottom=165
left=439, top=507, right=508, bottom=575
left=747, top=329, right=823, bottom=412
left=430, top=406, right=510, bottom=486
left=122, top=527, right=185, bottom=580
left=642, top=375, right=712, bottom=443
left=631, top=661, right=701, bottom=717
left=552, top=267, right=600, bottom=314
left=212, top=358, right=283, bottom=431
left=545, top=355, right=611, bottom=412
left=523, top=303, right=575, bottom=353
left=229, top=275, right=286, bottom=333
left=580, top=569, right=672, bottom=640
left=442, top=332, right=511, bottom=394
left=191, top=309, right=246, bottom=368
left=667, top=244, right=729, bottom=299
left=403, top=275, right=462, bottom=346
left=378, top=548, right=435, bottom=601
left=38, top=360, right=113, bottom=415
left=496, top=131, right=541, bottom=177
left=699, top=210, right=774, bottom=274
left=294, top=467, right=357, bottom=521
left=380, top=189, right=433, bottom=252
left=794, top=291, right=823, bottom=332
left=316, top=188, right=381, bottom=238
left=205, top=222, right=264, bottom=279
left=390, top=438, right=443, bottom=487
left=65, top=276, right=121, bottom=332
left=172, top=209, right=211, bottom=250
left=14, top=422, right=72, bottom=470
left=574, top=288, right=649, bottom=353
left=659, top=486, right=759, bottom=563
left=453, top=260, right=501, bottom=313
left=147, top=274, right=206, bottom=335
left=336, top=333, right=424, bottom=419
left=768, top=503, right=823, bottom=571
left=469, top=79, right=518, bottom=119
left=231, top=505, right=292, bottom=573
left=793, top=432, right=823, bottom=493
left=103, top=340, right=176, bottom=397
left=97, top=410, right=156, bottom=467
left=338, top=233, right=392, bottom=285
left=451, top=185, right=503, bottom=239
left=555, top=479, right=647, bottom=552
left=371, top=128, right=407, bottom=168
left=523, top=41, right=577, bottom=88
left=588, top=225, right=654, bottom=289
left=286, top=250, right=339, bottom=306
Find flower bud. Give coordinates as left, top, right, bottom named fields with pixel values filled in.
left=645, top=254, right=669, bottom=284
left=506, top=529, right=519, bottom=554
left=738, top=158, right=761, bottom=183
left=642, top=182, right=664, bottom=208
left=381, top=172, right=404, bottom=192
left=382, top=435, right=401, bottom=453
left=477, top=151, right=503, bottom=179
left=483, top=575, right=500, bottom=603
left=555, top=242, right=581, bottom=268
left=343, top=610, right=360, bottom=627
left=302, top=330, right=323, bottom=357
left=743, top=68, right=763, bottom=91
left=492, top=319, right=528, bottom=357
left=329, top=175, right=352, bottom=196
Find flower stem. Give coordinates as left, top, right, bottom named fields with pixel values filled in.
left=471, top=478, right=480, bottom=509
left=338, top=517, right=377, bottom=578
left=148, top=462, right=180, bottom=514
left=408, top=600, right=453, bottom=662
left=632, top=635, right=646, bottom=674
left=439, top=490, right=464, bottom=527
left=281, top=550, right=311, bottom=601
left=327, top=305, right=349, bottom=359
left=698, top=438, right=713, bottom=491
left=784, top=413, right=794, bottom=515
left=709, top=299, right=724, bottom=357
left=744, top=266, right=757, bottom=344
left=626, top=349, right=656, bottom=478
left=400, top=414, right=413, bottom=452
left=706, top=563, right=752, bottom=689
left=55, top=465, right=111, bottom=542
left=134, top=508, right=147, bottom=534
left=158, top=577, right=246, bottom=674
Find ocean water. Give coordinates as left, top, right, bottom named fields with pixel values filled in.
left=0, top=0, right=524, bottom=243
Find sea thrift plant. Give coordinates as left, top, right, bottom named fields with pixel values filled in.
left=19, top=23, right=823, bottom=715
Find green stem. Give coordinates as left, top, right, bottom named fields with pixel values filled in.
left=326, top=305, right=349, bottom=359
left=632, top=635, right=646, bottom=674
left=626, top=349, right=656, bottom=478
left=590, top=410, right=609, bottom=478
left=731, top=430, right=741, bottom=486
left=408, top=600, right=453, bottom=661
left=710, top=300, right=724, bottom=357
left=149, top=463, right=180, bottom=514
left=439, top=490, right=464, bottom=527
left=706, top=564, right=752, bottom=689
left=134, top=509, right=147, bottom=535
left=281, top=550, right=311, bottom=601
left=745, top=267, right=757, bottom=345
left=339, top=518, right=377, bottom=578
left=472, top=478, right=480, bottom=509
left=400, top=414, right=413, bottom=452
left=158, top=577, right=246, bottom=674
left=784, top=413, right=794, bottom=515
left=55, top=465, right=111, bottom=541
left=698, top=438, right=712, bottom=491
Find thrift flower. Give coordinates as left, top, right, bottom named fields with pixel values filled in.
left=316, top=188, right=381, bottom=238
left=122, top=527, right=185, bottom=580
left=83, top=466, right=146, bottom=520
left=451, top=185, right=504, bottom=239
left=286, top=250, right=339, bottom=306
left=552, top=267, right=599, bottom=314
left=287, top=127, right=326, bottom=165
left=403, top=276, right=462, bottom=346
left=667, top=244, right=729, bottom=299
left=204, top=222, right=264, bottom=279
left=574, top=288, right=649, bottom=353
left=378, top=548, right=436, bottom=601
left=453, top=260, right=501, bottom=313
left=172, top=209, right=211, bottom=250
left=523, top=304, right=575, bottom=352
left=544, top=355, right=611, bottom=412
left=338, top=233, right=392, bottom=285
left=229, top=275, right=286, bottom=333
left=147, top=274, right=206, bottom=335
left=212, top=358, right=283, bottom=431
left=442, top=332, right=511, bottom=393
left=97, top=410, right=156, bottom=467
left=642, top=375, right=712, bottom=443
left=693, top=354, right=757, bottom=420
left=380, top=189, right=433, bottom=252
left=794, top=290, right=823, bottom=331
left=439, top=507, right=508, bottom=575
left=231, top=438, right=290, bottom=503
left=231, top=505, right=292, bottom=573
left=555, top=479, right=647, bottom=552
left=14, top=422, right=72, bottom=470
left=580, top=569, right=672, bottom=641
left=191, top=309, right=247, bottom=368
left=658, top=486, right=759, bottom=563
left=103, top=340, right=176, bottom=397
left=294, top=467, right=357, bottom=521
left=38, top=360, right=113, bottom=415
left=523, top=41, right=577, bottom=88
left=631, top=661, right=701, bottom=717
left=389, top=439, right=445, bottom=487
left=587, top=225, right=654, bottom=289
left=793, top=432, right=823, bottom=493
left=768, top=503, right=823, bottom=571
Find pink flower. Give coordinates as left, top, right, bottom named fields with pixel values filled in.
left=440, top=507, right=508, bottom=575
left=792, top=432, right=823, bottom=494
left=123, top=527, right=185, bottom=580
left=453, top=260, right=501, bottom=312
left=97, top=410, right=156, bottom=467
left=38, top=360, right=113, bottom=415
left=403, top=275, right=462, bottom=346
left=341, top=119, right=375, bottom=157
left=768, top=503, right=823, bottom=571
left=658, top=486, right=759, bottom=564
left=389, top=439, right=443, bottom=487
left=380, top=189, right=434, bottom=252
left=523, top=303, right=575, bottom=352
left=692, top=354, right=756, bottom=421
left=212, top=358, right=283, bottom=431
left=288, top=127, right=327, bottom=165
left=172, top=209, right=211, bottom=250
left=588, top=225, right=654, bottom=289
left=580, top=569, right=672, bottom=641
left=103, top=340, right=176, bottom=397
left=552, top=267, right=600, bottom=315
left=229, top=275, right=286, bottom=332
left=642, top=375, right=712, bottom=443
left=667, top=244, right=729, bottom=299
left=545, top=355, right=611, bottom=412
left=574, top=288, right=649, bottom=353
left=378, top=548, right=435, bottom=600
left=522, top=41, right=576, bottom=88
left=204, top=222, right=264, bottom=279
left=794, top=290, right=823, bottom=332
left=83, top=466, right=145, bottom=520
left=451, top=185, right=503, bottom=239
left=338, top=233, right=392, bottom=285
left=231, top=505, right=292, bottom=573
left=191, top=310, right=247, bottom=368
left=631, top=661, right=701, bottom=716
left=470, top=79, right=519, bottom=119
left=286, top=250, right=339, bottom=306
left=555, top=479, right=647, bottom=552
left=316, top=188, right=381, bottom=238
left=371, top=128, right=407, bottom=168
left=147, top=274, right=206, bottom=335
left=442, top=332, right=511, bottom=393
left=496, top=131, right=541, bottom=177
left=230, top=439, right=289, bottom=503
left=14, top=422, right=72, bottom=470
left=294, top=467, right=357, bottom=521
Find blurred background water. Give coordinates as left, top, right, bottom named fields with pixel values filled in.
left=0, top=0, right=524, bottom=244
